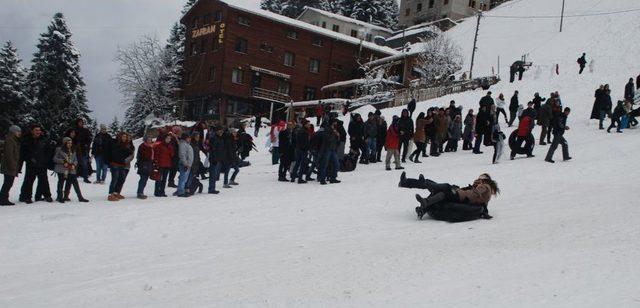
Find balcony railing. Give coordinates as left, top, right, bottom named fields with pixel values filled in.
left=251, top=87, right=291, bottom=104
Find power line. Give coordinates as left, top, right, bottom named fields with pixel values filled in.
left=484, top=7, right=640, bottom=19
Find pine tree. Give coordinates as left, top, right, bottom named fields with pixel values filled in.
left=108, top=116, right=121, bottom=136
left=0, top=41, right=30, bottom=136
left=262, top=0, right=331, bottom=18
left=27, top=13, right=91, bottom=142
left=379, top=0, right=399, bottom=30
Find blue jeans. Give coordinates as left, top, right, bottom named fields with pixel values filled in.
left=208, top=162, right=223, bottom=192
left=94, top=155, right=108, bottom=182
left=224, top=162, right=239, bottom=185
left=271, top=147, right=280, bottom=165
left=473, top=134, right=484, bottom=152
left=291, top=149, right=308, bottom=180
left=318, top=150, right=339, bottom=182
left=367, top=137, right=377, bottom=160
left=177, top=165, right=191, bottom=195
left=599, top=110, right=606, bottom=128
left=137, top=174, right=149, bottom=195
left=109, top=166, right=127, bottom=194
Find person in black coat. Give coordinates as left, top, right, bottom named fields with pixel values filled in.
left=479, top=92, right=494, bottom=109
left=375, top=116, right=387, bottom=162
left=317, top=120, right=341, bottom=185
left=625, top=78, right=635, bottom=102
left=545, top=108, right=572, bottom=163
left=397, top=109, right=414, bottom=162
left=207, top=126, right=226, bottom=194
left=607, top=101, right=626, bottom=133
left=19, top=124, right=53, bottom=203
left=91, top=125, right=111, bottom=184
left=407, top=98, right=417, bottom=118
left=278, top=122, right=295, bottom=181
left=473, top=106, right=491, bottom=154
left=223, top=129, right=241, bottom=187
left=532, top=93, right=546, bottom=114
left=348, top=114, right=368, bottom=164
left=72, top=118, right=92, bottom=183
left=508, top=91, right=519, bottom=127
left=291, top=121, right=311, bottom=184
left=577, top=53, right=587, bottom=74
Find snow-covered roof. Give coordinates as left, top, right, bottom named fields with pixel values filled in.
left=287, top=98, right=350, bottom=108
left=364, top=43, right=425, bottom=67
left=182, top=1, right=399, bottom=56
left=321, top=78, right=404, bottom=91
left=298, top=7, right=394, bottom=34
left=387, top=25, right=440, bottom=42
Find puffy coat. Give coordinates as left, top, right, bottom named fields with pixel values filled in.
left=457, top=182, right=492, bottom=205
left=365, top=119, right=378, bottom=138
left=136, top=142, right=154, bottom=175
left=413, top=118, right=427, bottom=143
left=21, top=135, right=51, bottom=169
left=293, top=126, right=310, bottom=151
left=517, top=116, right=534, bottom=137
left=475, top=110, right=491, bottom=135
left=537, top=102, right=553, bottom=126
left=448, top=121, right=463, bottom=140
left=385, top=124, right=400, bottom=150
left=53, top=147, right=78, bottom=175
left=91, top=132, right=111, bottom=157
left=153, top=141, right=174, bottom=168
left=1, top=133, right=21, bottom=176
left=318, top=128, right=339, bottom=152
left=178, top=139, right=194, bottom=168
left=208, top=133, right=227, bottom=164
left=397, top=116, right=414, bottom=140
left=107, top=141, right=134, bottom=167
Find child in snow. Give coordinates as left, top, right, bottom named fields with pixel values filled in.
left=491, top=123, right=506, bottom=164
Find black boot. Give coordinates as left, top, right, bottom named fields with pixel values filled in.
left=0, top=199, right=15, bottom=206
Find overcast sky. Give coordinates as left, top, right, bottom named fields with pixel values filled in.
left=0, top=0, right=260, bottom=124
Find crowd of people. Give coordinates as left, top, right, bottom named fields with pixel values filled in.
left=0, top=119, right=256, bottom=206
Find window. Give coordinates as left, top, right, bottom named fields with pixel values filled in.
left=208, top=65, right=215, bottom=82
left=365, top=33, right=372, bottom=42
left=192, top=17, right=199, bottom=29
left=277, top=80, right=291, bottom=95
left=429, top=0, right=434, bottom=8
left=214, top=11, right=223, bottom=22
left=211, top=38, right=219, bottom=51
left=417, top=3, right=423, bottom=11
left=260, top=43, right=274, bottom=53
left=312, top=37, right=324, bottom=47
left=284, top=52, right=295, bottom=67
left=309, top=58, right=320, bottom=73
left=304, top=87, right=317, bottom=100
left=203, top=14, right=211, bottom=25
left=405, top=8, right=410, bottom=16
left=190, top=42, right=198, bottom=56
left=321, top=21, right=327, bottom=28
left=350, top=29, right=358, bottom=37
left=235, top=38, right=248, bottom=53
left=238, top=16, right=250, bottom=26
left=286, top=30, right=299, bottom=40
left=232, top=68, right=244, bottom=84
left=332, top=24, right=340, bottom=32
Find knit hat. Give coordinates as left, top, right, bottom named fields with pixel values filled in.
left=62, top=137, right=72, bottom=144
left=9, top=125, right=21, bottom=134
left=100, top=124, right=107, bottom=131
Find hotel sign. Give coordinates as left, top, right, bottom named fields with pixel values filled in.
left=191, top=23, right=225, bottom=42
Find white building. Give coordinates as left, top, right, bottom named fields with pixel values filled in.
left=399, top=0, right=507, bottom=27
left=297, top=7, right=394, bottom=43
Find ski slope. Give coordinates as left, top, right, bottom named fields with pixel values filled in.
left=2, top=0, right=640, bottom=306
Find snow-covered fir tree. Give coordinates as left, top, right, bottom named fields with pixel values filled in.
left=27, top=13, right=91, bottom=142
left=349, top=0, right=398, bottom=29
left=415, top=33, right=463, bottom=84
left=115, top=35, right=178, bottom=138
left=0, top=41, right=30, bottom=136
left=261, top=0, right=332, bottom=18
left=108, top=116, right=121, bottom=136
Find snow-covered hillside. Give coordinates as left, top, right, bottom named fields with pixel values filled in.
left=1, top=0, right=640, bottom=306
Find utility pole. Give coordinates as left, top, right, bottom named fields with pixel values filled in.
left=469, top=11, right=482, bottom=79
left=560, top=0, right=566, bottom=32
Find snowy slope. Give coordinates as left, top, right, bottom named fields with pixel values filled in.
left=2, top=0, right=640, bottom=307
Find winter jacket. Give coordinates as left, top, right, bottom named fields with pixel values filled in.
left=495, top=98, right=506, bottom=109
left=348, top=120, right=365, bottom=141
left=107, top=141, right=134, bottom=167
left=521, top=107, right=537, bottom=121
left=385, top=124, right=400, bottom=150
left=123, top=142, right=135, bottom=170
left=136, top=143, right=154, bottom=175
left=318, top=128, right=339, bottom=152
left=170, top=137, right=180, bottom=167
left=364, top=119, right=378, bottom=138
left=178, top=139, right=194, bottom=168
left=448, top=121, right=463, bottom=140
left=537, top=102, right=553, bottom=126
left=625, top=82, right=635, bottom=101
left=612, top=102, right=626, bottom=120
left=1, top=133, right=21, bottom=176
left=376, top=120, right=387, bottom=143
left=73, top=126, right=92, bottom=155
left=53, top=147, right=78, bottom=175
left=532, top=95, right=546, bottom=112
left=91, top=132, right=111, bottom=157
left=209, top=134, right=227, bottom=164
left=413, top=118, right=427, bottom=143
left=509, top=94, right=519, bottom=112
left=435, top=115, right=449, bottom=141
left=153, top=141, right=174, bottom=169
left=407, top=99, right=416, bottom=114
left=457, top=182, right=492, bottom=205
left=424, top=116, right=436, bottom=138
left=279, top=128, right=294, bottom=160
left=517, top=116, right=534, bottom=137
left=21, top=134, right=50, bottom=169
left=397, top=116, right=414, bottom=140
left=190, top=140, right=202, bottom=165
left=293, top=126, right=310, bottom=151
left=463, top=115, right=475, bottom=139
left=479, top=95, right=494, bottom=108
left=225, top=134, right=239, bottom=165
left=475, top=110, right=491, bottom=135
left=552, top=113, right=568, bottom=136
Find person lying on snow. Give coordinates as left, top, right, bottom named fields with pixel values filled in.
left=398, top=172, right=499, bottom=221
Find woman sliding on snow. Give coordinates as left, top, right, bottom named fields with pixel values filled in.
left=399, top=172, right=499, bottom=222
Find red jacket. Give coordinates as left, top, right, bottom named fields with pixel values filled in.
left=385, top=125, right=400, bottom=149
left=517, top=116, right=533, bottom=137
left=153, top=141, right=174, bottom=168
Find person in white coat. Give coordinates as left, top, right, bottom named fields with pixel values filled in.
left=495, top=93, right=509, bottom=125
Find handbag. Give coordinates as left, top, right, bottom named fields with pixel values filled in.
left=149, top=146, right=161, bottom=181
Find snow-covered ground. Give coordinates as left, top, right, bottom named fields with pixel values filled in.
left=2, top=0, right=640, bottom=306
